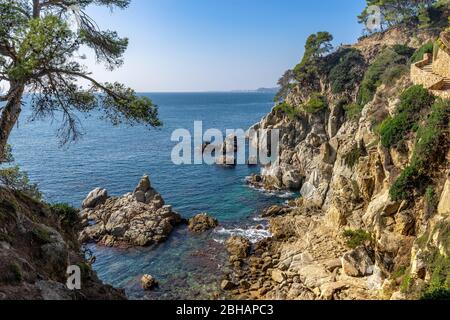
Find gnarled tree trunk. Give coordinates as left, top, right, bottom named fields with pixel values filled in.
left=0, top=84, right=24, bottom=163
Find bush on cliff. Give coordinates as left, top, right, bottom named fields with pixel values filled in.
left=357, top=48, right=411, bottom=106
left=344, top=103, right=364, bottom=121
left=390, top=98, right=450, bottom=201
left=0, top=166, right=41, bottom=200
left=303, top=93, right=328, bottom=113
left=379, top=85, right=435, bottom=149
left=328, top=48, right=365, bottom=94
left=51, top=203, right=80, bottom=227
left=397, top=85, right=436, bottom=114
left=410, top=41, right=434, bottom=63
left=379, top=113, right=410, bottom=149
left=0, top=145, right=41, bottom=200
left=343, top=229, right=372, bottom=249
left=274, top=102, right=301, bottom=120
left=343, top=144, right=366, bottom=168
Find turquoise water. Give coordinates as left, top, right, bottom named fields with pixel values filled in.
left=9, top=92, right=290, bottom=299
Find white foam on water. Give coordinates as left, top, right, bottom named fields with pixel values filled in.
left=245, top=180, right=295, bottom=199
left=252, top=216, right=268, bottom=222
left=213, top=227, right=272, bottom=244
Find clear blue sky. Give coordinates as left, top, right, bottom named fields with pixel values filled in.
left=85, top=0, right=366, bottom=92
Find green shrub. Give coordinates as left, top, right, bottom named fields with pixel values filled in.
left=274, top=102, right=301, bottom=120
left=357, top=48, right=410, bottom=106
left=397, top=85, right=435, bottom=114
left=343, top=229, right=371, bottom=249
left=410, top=41, right=434, bottom=63
left=390, top=99, right=450, bottom=201
left=0, top=166, right=41, bottom=200
left=390, top=164, right=421, bottom=201
left=414, top=99, right=450, bottom=160
left=303, top=93, right=327, bottom=113
left=420, top=251, right=450, bottom=300
left=421, top=288, right=450, bottom=300
left=380, top=64, right=409, bottom=86
left=51, top=203, right=80, bottom=226
left=344, top=103, right=364, bottom=121
left=392, top=44, right=415, bottom=57
left=329, top=48, right=365, bottom=93
left=379, top=113, right=411, bottom=148
left=401, top=273, right=413, bottom=293
left=379, top=86, right=435, bottom=149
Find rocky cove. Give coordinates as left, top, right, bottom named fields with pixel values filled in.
left=1, top=10, right=449, bottom=300
left=77, top=174, right=293, bottom=299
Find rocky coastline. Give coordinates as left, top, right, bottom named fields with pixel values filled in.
left=219, top=26, right=450, bottom=300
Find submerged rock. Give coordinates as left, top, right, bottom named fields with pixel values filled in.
left=79, top=175, right=182, bottom=247
left=188, top=213, right=219, bottom=233
left=141, top=274, right=158, bottom=291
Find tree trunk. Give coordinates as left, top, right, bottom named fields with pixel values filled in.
left=0, top=85, right=24, bottom=163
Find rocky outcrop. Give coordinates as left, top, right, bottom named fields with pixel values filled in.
left=341, top=247, right=374, bottom=277
left=79, top=175, right=181, bottom=247
left=223, top=26, right=449, bottom=300
left=82, top=188, right=108, bottom=209
left=0, top=188, right=125, bottom=300
left=188, top=213, right=218, bottom=233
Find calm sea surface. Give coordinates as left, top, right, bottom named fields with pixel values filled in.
left=9, top=92, right=292, bottom=299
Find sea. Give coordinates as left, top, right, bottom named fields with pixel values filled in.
left=9, top=92, right=293, bottom=299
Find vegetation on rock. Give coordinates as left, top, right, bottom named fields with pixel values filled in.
left=274, top=102, right=301, bottom=120
left=411, top=41, right=435, bottom=63
left=303, top=93, right=328, bottom=114
left=390, top=98, right=450, bottom=201
left=379, top=85, right=435, bottom=149
left=343, top=229, right=372, bottom=249
left=328, top=48, right=366, bottom=94
left=357, top=48, right=412, bottom=106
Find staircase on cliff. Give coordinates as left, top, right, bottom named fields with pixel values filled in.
left=411, top=31, right=450, bottom=99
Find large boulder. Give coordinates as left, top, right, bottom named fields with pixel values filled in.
left=225, top=236, right=251, bottom=259
left=341, top=246, right=374, bottom=277
left=82, top=188, right=108, bottom=209
left=79, top=175, right=181, bottom=247
left=188, top=213, right=218, bottom=233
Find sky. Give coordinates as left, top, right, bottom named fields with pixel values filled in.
left=83, top=0, right=367, bottom=92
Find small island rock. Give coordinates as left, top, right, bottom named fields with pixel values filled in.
left=188, top=213, right=219, bottom=233
left=141, top=274, right=158, bottom=291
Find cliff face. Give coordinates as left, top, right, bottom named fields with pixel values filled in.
left=0, top=188, right=125, bottom=300
left=236, top=26, right=450, bottom=300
